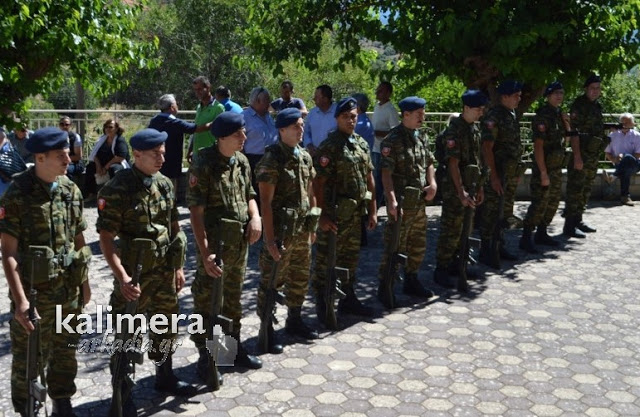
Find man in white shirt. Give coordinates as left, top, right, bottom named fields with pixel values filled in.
left=303, top=84, right=337, bottom=156
left=371, top=81, right=400, bottom=207
left=605, top=112, right=640, bottom=205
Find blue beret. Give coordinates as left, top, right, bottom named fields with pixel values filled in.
left=583, top=74, right=601, bottom=88
left=497, top=80, right=523, bottom=95
left=130, top=128, right=168, bottom=150
left=334, top=97, right=358, bottom=118
left=461, top=90, right=489, bottom=108
left=25, top=127, right=70, bottom=153
left=275, top=108, right=302, bottom=129
left=211, top=112, right=245, bottom=138
left=398, top=96, right=426, bottom=112
left=543, top=81, right=564, bottom=97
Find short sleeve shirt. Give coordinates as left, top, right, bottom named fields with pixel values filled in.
left=380, top=124, right=434, bottom=189
left=481, top=105, right=522, bottom=160
left=193, top=98, right=225, bottom=157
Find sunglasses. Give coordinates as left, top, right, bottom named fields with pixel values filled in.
left=60, top=123, right=71, bottom=126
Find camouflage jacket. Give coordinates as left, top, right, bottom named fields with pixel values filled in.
left=314, top=129, right=373, bottom=209
left=531, top=104, right=566, bottom=156
left=570, top=94, right=604, bottom=138
left=96, top=166, right=177, bottom=252
left=481, top=104, right=522, bottom=161
left=441, top=116, right=481, bottom=170
left=380, top=124, right=434, bottom=191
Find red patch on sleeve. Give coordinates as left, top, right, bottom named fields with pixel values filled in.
left=189, top=174, right=198, bottom=187
left=381, top=146, right=391, bottom=157
left=319, top=156, right=330, bottom=167
left=0, top=207, right=5, bottom=220
left=446, top=139, right=456, bottom=149
left=484, top=120, right=495, bottom=129
left=97, top=198, right=106, bottom=211
left=537, top=123, right=547, bottom=132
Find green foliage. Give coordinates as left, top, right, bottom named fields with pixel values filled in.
left=245, top=0, right=640, bottom=111
left=0, top=0, right=157, bottom=125
left=599, top=69, right=640, bottom=114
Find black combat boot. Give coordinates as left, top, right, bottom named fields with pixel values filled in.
left=563, top=216, right=586, bottom=238
left=258, top=320, right=284, bottom=354
left=576, top=213, right=596, bottom=233
left=447, top=256, right=480, bottom=279
left=403, top=272, right=434, bottom=297
left=51, top=398, right=77, bottom=417
left=196, top=347, right=223, bottom=387
left=534, top=225, right=560, bottom=246
left=433, top=266, right=455, bottom=289
left=338, top=287, right=374, bottom=317
left=154, top=355, right=197, bottom=396
left=479, top=238, right=500, bottom=269
left=286, top=307, right=319, bottom=340
left=377, top=279, right=396, bottom=309
left=518, top=226, right=538, bottom=253
left=232, top=333, right=263, bottom=369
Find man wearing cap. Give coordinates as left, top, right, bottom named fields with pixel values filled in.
left=312, top=97, right=377, bottom=322
left=519, top=82, right=570, bottom=252
left=255, top=108, right=319, bottom=353
left=8, top=124, right=34, bottom=164
left=1, top=127, right=91, bottom=417
left=59, top=116, right=84, bottom=181
left=188, top=112, right=264, bottom=374
left=97, top=128, right=196, bottom=411
left=433, top=90, right=488, bottom=289
left=605, top=113, right=640, bottom=206
left=564, top=74, right=605, bottom=237
left=377, top=96, right=437, bottom=306
left=303, top=84, right=338, bottom=156
left=479, top=80, right=523, bottom=269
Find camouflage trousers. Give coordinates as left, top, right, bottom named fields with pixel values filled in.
left=502, top=168, right=521, bottom=220
left=257, top=230, right=312, bottom=312
left=480, top=160, right=519, bottom=240
left=565, top=153, right=599, bottom=216
left=191, top=239, right=248, bottom=348
left=312, top=211, right=362, bottom=293
left=109, top=258, right=179, bottom=363
left=436, top=189, right=469, bottom=268
left=10, top=279, right=80, bottom=413
left=378, top=203, right=428, bottom=279
left=523, top=166, right=562, bottom=228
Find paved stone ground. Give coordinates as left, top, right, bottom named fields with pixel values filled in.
left=2, top=200, right=640, bottom=417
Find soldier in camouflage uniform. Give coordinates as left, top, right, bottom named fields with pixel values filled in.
left=377, top=96, right=437, bottom=305
left=313, top=97, right=377, bottom=321
left=188, top=112, right=264, bottom=371
left=97, top=129, right=196, bottom=411
left=433, top=90, right=488, bottom=288
left=256, top=108, right=319, bottom=353
left=564, top=74, right=604, bottom=238
left=479, top=80, right=523, bottom=269
left=0, top=127, right=91, bottom=417
left=520, top=82, right=569, bottom=252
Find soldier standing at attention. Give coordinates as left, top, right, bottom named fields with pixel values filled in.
left=433, top=90, right=488, bottom=288
left=188, top=112, right=264, bottom=373
left=377, top=96, right=437, bottom=306
left=519, top=82, right=569, bottom=252
left=479, top=80, right=523, bottom=269
left=255, top=108, right=320, bottom=353
left=97, top=129, right=196, bottom=411
left=1, top=127, right=92, bottom=417
left=563, top=74, right=604, bottom=238
left=313, top=97, right=377, bottom=322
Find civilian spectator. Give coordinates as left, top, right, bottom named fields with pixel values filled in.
left=59, top=116, right=85, bottom=179
left=270, top=80, right=308, bottom=116
left=84, top=119, right=130, bottom=200
left=8, top=124, right=34, bottom=164
left=215, top=86, right=244, bottom=113
left=605, top=112, right=640, bottom=206
left=188, top=76, right=225, bottom=161
left=303, top=84, right=337, bottom=156
left=371, top=81, right=400, bottom=207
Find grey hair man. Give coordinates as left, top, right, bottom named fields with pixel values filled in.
left=605, top=112, right=640, bottom=205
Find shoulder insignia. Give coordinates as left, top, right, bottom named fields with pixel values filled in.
left=446, top=139, right=456, bottom=149
left=319, top=156, right=330, bottom=167
left=189, top=174, right=198, bottom=187
left=97, top=198, right=106, bottom=211
left=537, top=123, right=547, bottom=133
left=381, top=146, right=391, bottom=157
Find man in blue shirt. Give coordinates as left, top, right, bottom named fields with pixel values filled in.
left=215, top=86, right=243, bottom=114
left=303, top=84, right=337, bottom=156
left=270, top=80, right=308, bottom=117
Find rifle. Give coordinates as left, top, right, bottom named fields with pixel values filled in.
left=458, top=166, right=481, bottom=292
left=379, top=195, right=407, bottom=309
left=204, top=220, right=234, bottom=391
left=26, top=247, right=48, bottom=417
left=109, top=239, right=155, bottom=417
left=488, top=171, right=506, bottom=268
left=324, top=187, right=347, bottom=330
left=603, top=122, right=623, bottom=130
left=258, top=222, right=287, bottom=354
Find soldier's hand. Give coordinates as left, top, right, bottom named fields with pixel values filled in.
left=367, top=213, right=377, bottom=230
left=387, top=201, right=399, bottom=222
left=246, top=216, right=263, bottom=245
left=15, top=301, right=36, bottom=333
left=490, top=174, right=503, bottom=195
left=120, top=277, right=141, bottom=301
left=574, top=157, right=584, bottom=171
left=319, top=214, right=338, bottom=233
left=205, top=254, right=223, bottom=278
left=458, top=190, right=476, bottom=208
left=423, top=184, right=437, bottom=201
left=175, top=268, right=186, bottom=292
left=476, top=187, right=485, bottom=205
left=541, top=171, right=550, bottom=187
left=267, top=241, right=282, bottom=261
left=309, top=231, right=317, bottom=244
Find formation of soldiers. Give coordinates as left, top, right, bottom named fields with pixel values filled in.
left=0, top=74, right=613, bottom=417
